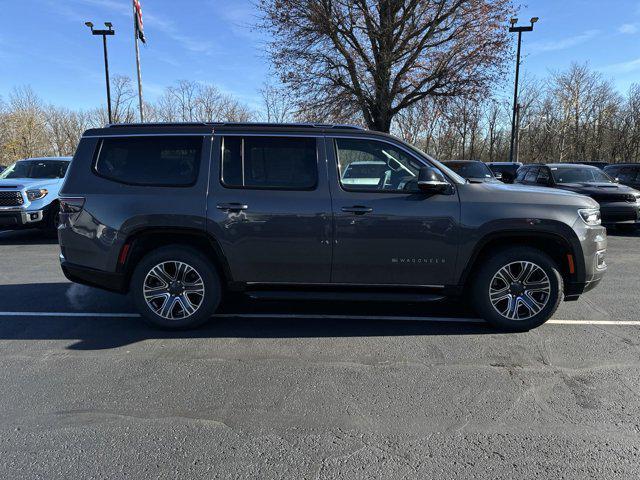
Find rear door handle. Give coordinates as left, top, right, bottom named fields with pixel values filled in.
left=216, top=203, right=248, bottom=212
left=341, top=205, right=373, bottom=215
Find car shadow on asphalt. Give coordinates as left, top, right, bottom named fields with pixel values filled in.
left=0, top=282, right=498, bottom=350
left=0, top=229, right=58, bottom=245
left=607, top=228, right=640, bottom=238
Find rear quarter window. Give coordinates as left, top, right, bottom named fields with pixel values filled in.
left=94, top=136, right=203, bottom=186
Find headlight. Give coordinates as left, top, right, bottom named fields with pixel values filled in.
left=26, top=189, right=48, bottom=201
left=578, top=207, right=601, bottom=226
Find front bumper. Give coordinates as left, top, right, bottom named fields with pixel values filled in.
left=0, top=209, right=44, bottom=227
left=600, top=202, right=640, bottom=225
left=564, top=223, right=607, bottom=301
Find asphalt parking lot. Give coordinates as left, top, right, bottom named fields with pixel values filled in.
left=0, top=228, right=639, bottom=479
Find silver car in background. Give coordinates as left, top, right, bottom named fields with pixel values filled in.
left=0, top=157, right=72, bottom=232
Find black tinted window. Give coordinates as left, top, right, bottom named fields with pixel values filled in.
left=515, top=168, right=527, bottom=182
left=537, top=168, right=550, bottom=183
left=525, top=167, right=539, bottom=183
left=95, top=136, right=202, bottom=186
left=619, top=167, right=639, bottom=182
left=221, top=136, right=317, bottom=189
left=0, top=160, right=69, bottom=179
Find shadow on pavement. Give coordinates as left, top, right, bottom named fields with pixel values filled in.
left=0, top=313, right=496, bottom=351
left=0, top=228, right=58, bottom=245
left=607, top=227, right=640, bottom=238
left=0, top=282, right=495, bottom=350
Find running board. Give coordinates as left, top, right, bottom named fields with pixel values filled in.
left=244, top=290, right=446, bottom=303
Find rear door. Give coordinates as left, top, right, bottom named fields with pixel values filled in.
left=207, top=132, right=333, bottom=284
left=327, top=135, right=460, bottom=286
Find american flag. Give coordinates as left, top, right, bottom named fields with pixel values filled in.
left=133, top=0, right=145, bottom=43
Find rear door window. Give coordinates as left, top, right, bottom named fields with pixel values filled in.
left=94, top=136, right=203, bottom=186
left=221, top=136, right=317, bottom=190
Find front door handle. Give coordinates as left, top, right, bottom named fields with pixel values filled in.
left=341, top=205, right=373, bottom=215
left=216, top=203, right=248, bottom=212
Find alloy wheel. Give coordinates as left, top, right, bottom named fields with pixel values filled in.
left=143, top=261, right=205, bottom=320
left=489, top=261, right=551, bottom=321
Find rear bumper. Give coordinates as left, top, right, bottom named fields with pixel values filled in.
left=60, top=255, right=127, bottom=293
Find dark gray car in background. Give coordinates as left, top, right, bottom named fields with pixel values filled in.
left=443, top=160, right=501, bottom=183
left=58, top=123, right=607, bottom=331
left=515, top=163, right=640, bottom=229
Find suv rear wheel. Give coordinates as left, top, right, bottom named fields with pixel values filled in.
left=471, top=247, right=563, bottom=331
left=131, top=246, right=221, bottom=329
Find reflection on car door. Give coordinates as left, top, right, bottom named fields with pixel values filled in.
left=327, top=136, right=460, bottom=286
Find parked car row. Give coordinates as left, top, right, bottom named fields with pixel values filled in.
left=445, top=159, right=640, bottom=231
left=1, top=127, right=636, bottom=333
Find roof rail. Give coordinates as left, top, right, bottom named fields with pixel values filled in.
left=214, top=122, right=365, bottom=130
left=106, top=121, right=365, bottom=130
left=107, top=122, right=211, bottom=128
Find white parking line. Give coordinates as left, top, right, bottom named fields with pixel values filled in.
left=547, top=319, right=640, bottom=326
left=0, top=311, right=637, bottom=326
left=0, top=311, right=140, bottom=318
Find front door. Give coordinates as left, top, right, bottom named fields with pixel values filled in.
left=327, top=136, right=460, bottom=286
left=207, top=133, right=332, bottom=284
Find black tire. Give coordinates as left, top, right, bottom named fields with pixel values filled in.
left=471, top=247, right=563, bottom=332
left=131, top=245, right=222, bottom=330
left=39, top=202, right=60, bottom=237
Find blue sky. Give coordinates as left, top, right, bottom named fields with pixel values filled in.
left=1, top=0, right=639, bottom=111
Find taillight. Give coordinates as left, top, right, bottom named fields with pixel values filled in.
left=59, top=197, right=85, bottom=214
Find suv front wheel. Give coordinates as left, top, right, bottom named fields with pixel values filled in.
left=131, top=246, right=222, bottom=329
left=471, top=247, right=563, bottom=331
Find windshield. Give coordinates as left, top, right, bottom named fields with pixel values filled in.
left=0, top=160, right=69, bottom=180
left=445, top=162, right=494, bottom=179
left=551, top=166, right=614, bottom=184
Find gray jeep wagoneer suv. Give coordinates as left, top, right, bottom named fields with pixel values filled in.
left=58, top=123, right=607, bottom=331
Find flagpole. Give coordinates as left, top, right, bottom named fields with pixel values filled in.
left=132, top=0, right=144, bottom=122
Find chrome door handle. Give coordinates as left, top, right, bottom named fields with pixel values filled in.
left=341, top=206, right=373, bottom=215
left=216, top=203, right=248, bottom=212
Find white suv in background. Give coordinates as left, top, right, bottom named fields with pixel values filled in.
left=0, top=157, right=72, bottom=232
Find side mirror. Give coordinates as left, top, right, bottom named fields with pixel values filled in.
left=494, top=172, right=503, bottom=180
left=614, top=177, right=620, bottom=183
left=417, top=166, right=449, bottom=194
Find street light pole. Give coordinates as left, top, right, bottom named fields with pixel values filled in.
left=508, top=17, right=538, bottom=163
left=85, top=22, right=115, bottom=124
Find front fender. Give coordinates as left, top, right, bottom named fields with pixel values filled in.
left=455, top=218, right=585, bottom=286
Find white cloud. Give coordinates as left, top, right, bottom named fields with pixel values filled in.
left=68, top=0, right=218, bottom=55
left=528, top=29, right=600, bottom=54
left=600, top=57, right=640, bottom=74
left=619, top=23, right=639, bottom=34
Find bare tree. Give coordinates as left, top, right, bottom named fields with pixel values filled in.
left=259, top=82, right=296, bottom=123
left=257, top=0, right=514, bottom=132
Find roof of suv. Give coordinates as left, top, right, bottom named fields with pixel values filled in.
left=82, top=122, right=369, bottom=137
